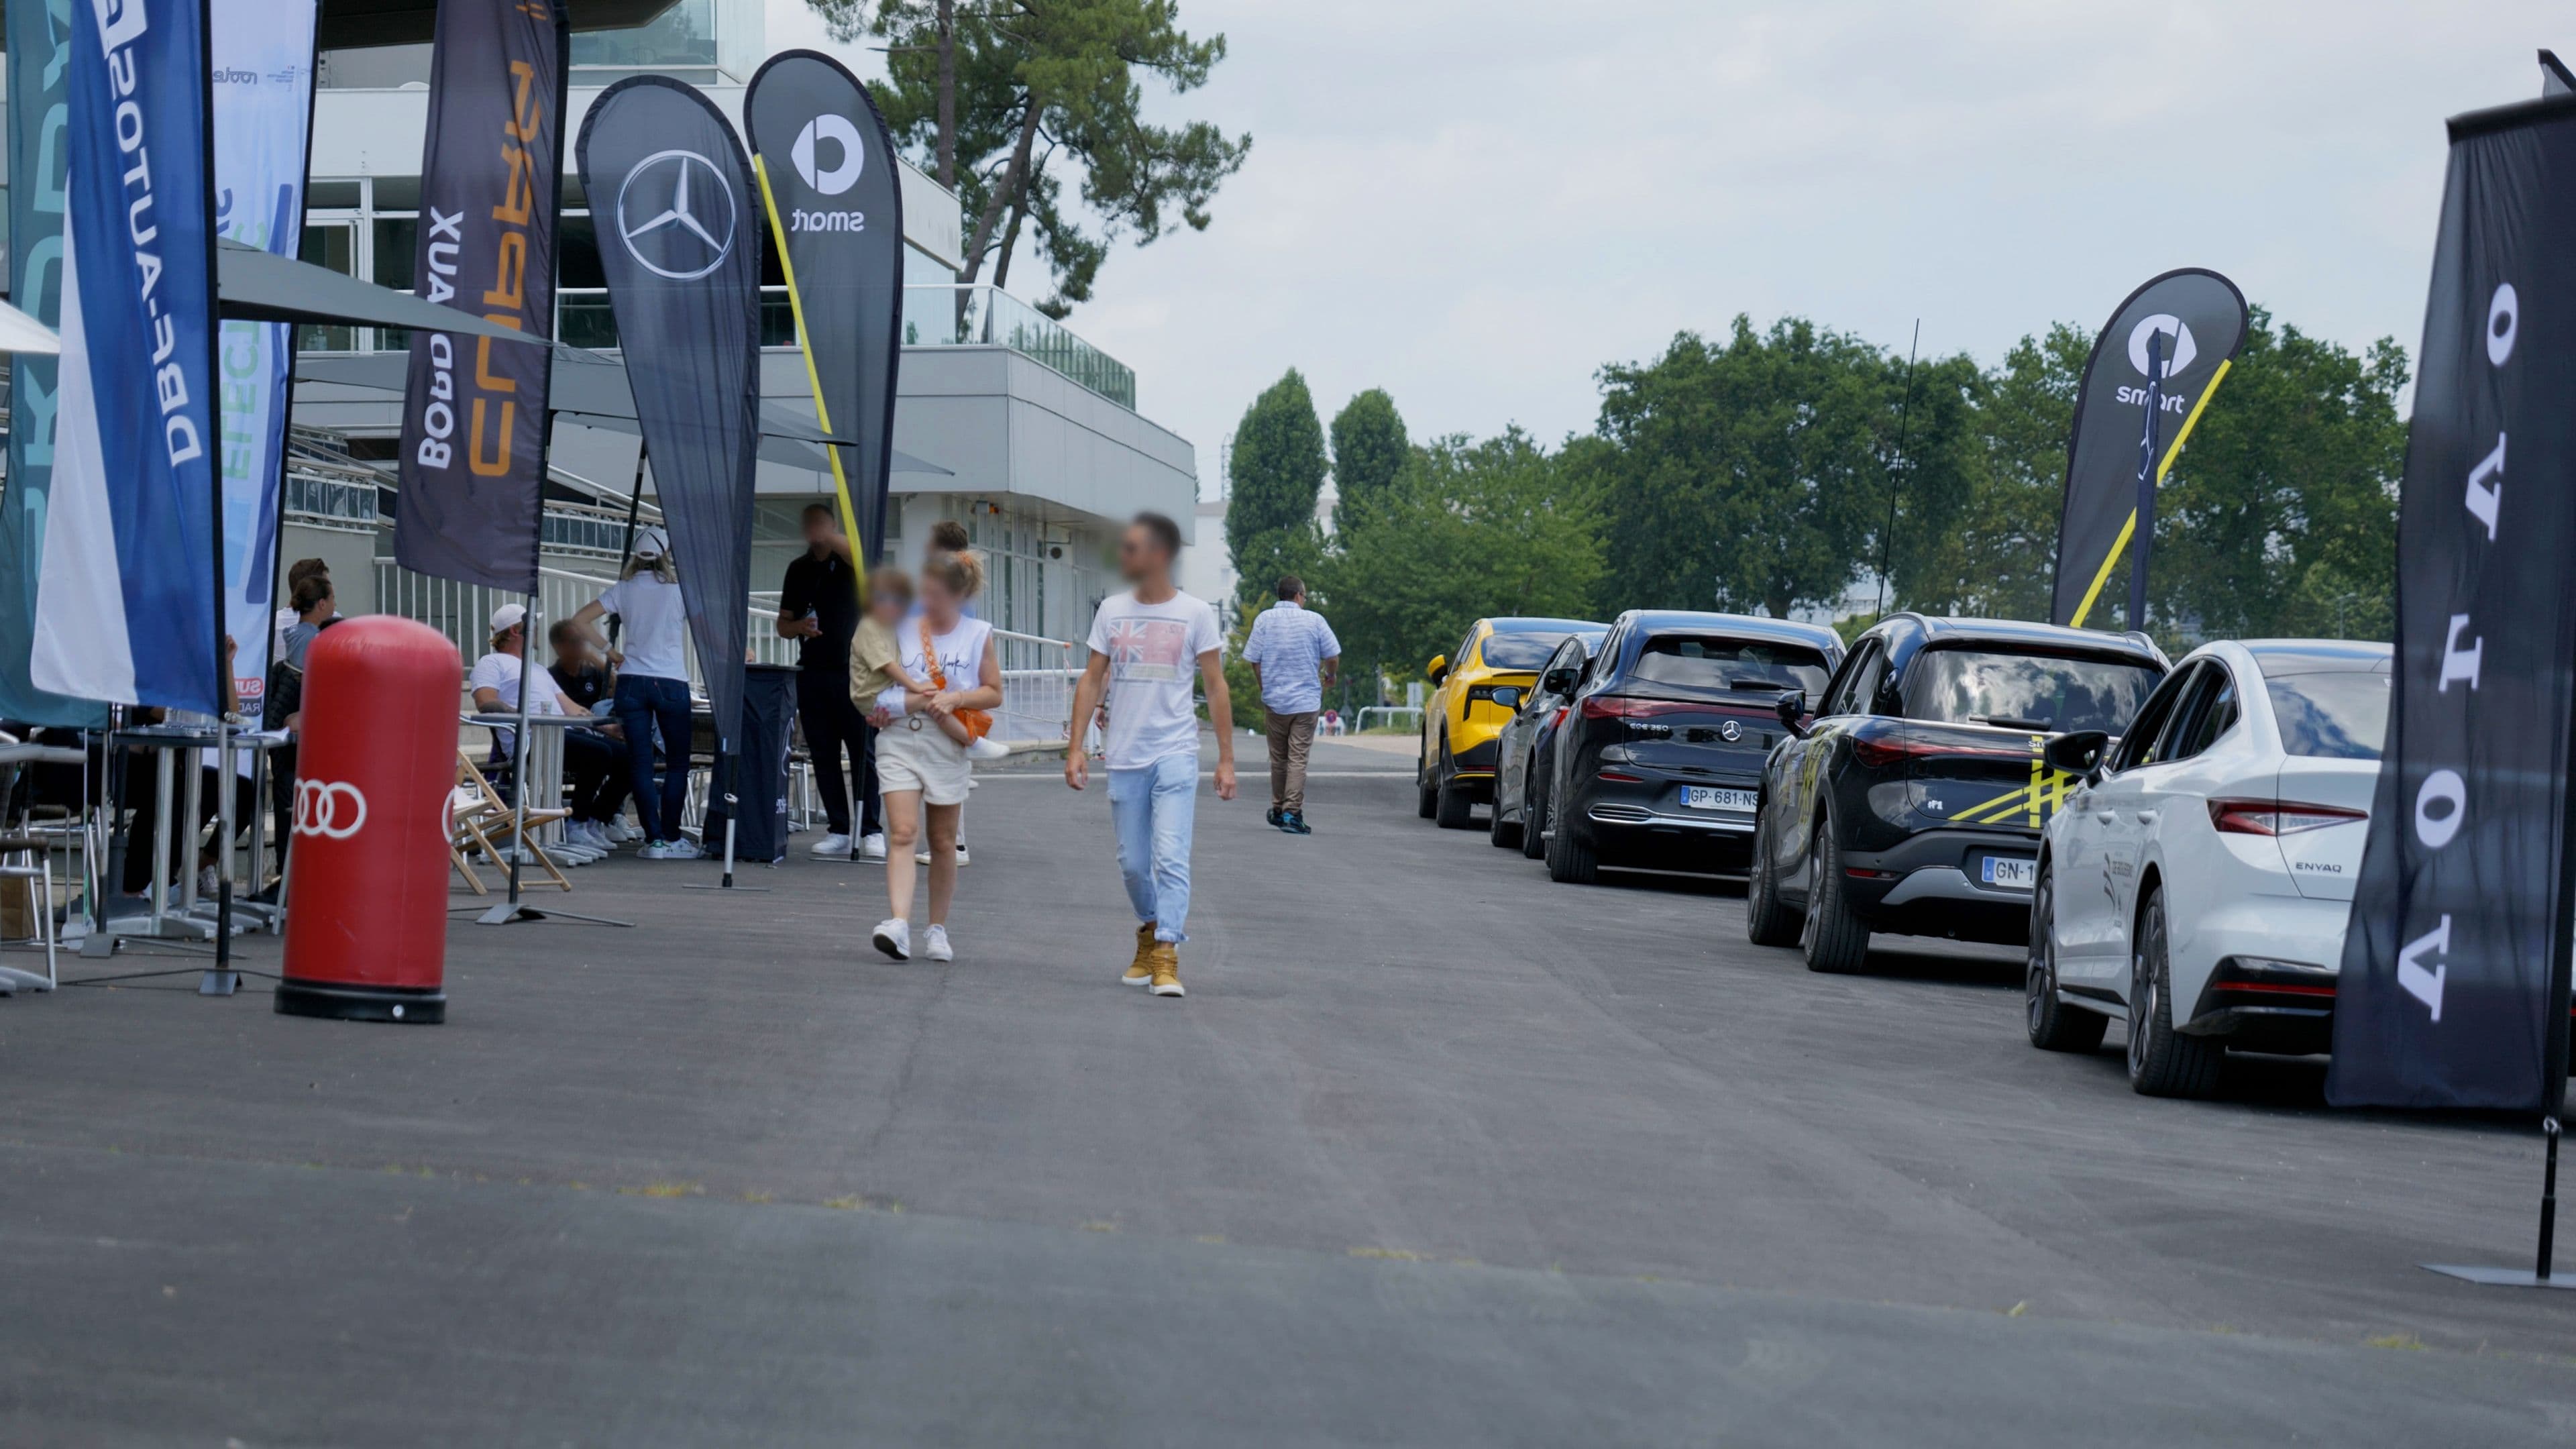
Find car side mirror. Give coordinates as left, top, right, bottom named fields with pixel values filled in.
left=1542, top=666, right=1578, bottom=696
left=1490, top=686, right=1523, bottom=712
left=1427, top=654, right=1448, bottom=686
left=2044, top=729, right=2110, bottom=784
left=1774, top=690, right=1809, bottom=739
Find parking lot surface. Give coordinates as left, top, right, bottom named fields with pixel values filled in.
left=3, top=736, right=2571, bottom=1445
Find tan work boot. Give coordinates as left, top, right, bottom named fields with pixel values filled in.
left=1147, top=941, right=1184, bottom=998
left=1122, top=924, right=1157, bottom=986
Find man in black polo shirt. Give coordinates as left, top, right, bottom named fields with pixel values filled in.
left=777, top=502, right=881, bottom=859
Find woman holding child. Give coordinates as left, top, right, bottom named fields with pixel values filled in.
left=859, top=549, right=1004, bottom=963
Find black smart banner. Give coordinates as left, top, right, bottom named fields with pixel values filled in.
left=2328, top=95, right=2576, bottom=1114
left=576, top=76, right=762, bottom=753
left=392, top=0, right=568, bottom=593
left=2048, top=268, right=2248, bottom=629
left=745, top=50, right=905, bottom=572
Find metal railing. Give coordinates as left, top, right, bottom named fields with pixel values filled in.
left=378, top=561, right=1083, bottom=748
left=1356, top=706, right=1424, bottom=735
left=902, top=284, right=1136, bottom=409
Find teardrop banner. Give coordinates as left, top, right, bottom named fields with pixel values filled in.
left=2328, top=93, right=2576, bottom=1116
left=744, top=49, right=906, bottom=573
left=2048, top=268, right=2248, bottom=629
left=575, top=76, right=763, bottom=755
left=391, top=0, right=569, bottom=594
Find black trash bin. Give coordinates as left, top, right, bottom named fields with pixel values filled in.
left=704, top=663, right=796, bottom=863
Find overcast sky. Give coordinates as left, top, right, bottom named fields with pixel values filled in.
left=769, top=1, right=2569, bottom=497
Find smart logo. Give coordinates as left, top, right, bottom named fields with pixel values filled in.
left=2116, top=314, right=2198, bottom=414
left=786, top=112, right=867, bottom=235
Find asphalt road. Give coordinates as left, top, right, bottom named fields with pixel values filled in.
left=3, top=733, right=2571, bottom=1446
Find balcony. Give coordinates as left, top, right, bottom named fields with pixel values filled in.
left=903, top=285, right=1137, bottom=411
left=301, top=283, right=1135, bottom=413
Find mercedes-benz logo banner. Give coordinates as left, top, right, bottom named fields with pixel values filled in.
left=2328, top=95, right=2576, bottom=1114
left=577, top=77, right=763, bottom=753
left=392, top=0, right=569, bottom=594
left=745, top=50, right=907, bottom=571
left=2047, top=269, right=2248, bottom=629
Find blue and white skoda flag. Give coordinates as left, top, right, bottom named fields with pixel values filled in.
left=30, top=0, right=223, bottom=713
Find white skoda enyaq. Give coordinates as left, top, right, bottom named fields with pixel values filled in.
left=2025, top=640, right=2390, bottom=1097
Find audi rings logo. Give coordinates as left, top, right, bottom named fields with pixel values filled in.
left=294, top=781, right=370, bottom=840
left=616, top=149, right=738, bottom=281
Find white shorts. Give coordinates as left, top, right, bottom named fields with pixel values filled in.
left=875, top=718, right=973, bottom=805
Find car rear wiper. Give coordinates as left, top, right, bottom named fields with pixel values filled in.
left=1974, top=714, right=2052, bottom=731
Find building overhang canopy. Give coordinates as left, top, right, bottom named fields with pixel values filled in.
left=318, top=0, right=680, bottom=50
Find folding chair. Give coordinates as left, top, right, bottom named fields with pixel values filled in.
left=452, top=750, right=573, bottom=894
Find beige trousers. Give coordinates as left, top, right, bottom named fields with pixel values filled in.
left=1265, top=708, right=1318, bottom=812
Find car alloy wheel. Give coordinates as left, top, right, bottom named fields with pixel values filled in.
left=2124, top=889, right=2222, bottom=1097
left=2025, top=867, right=2105, bottom=1053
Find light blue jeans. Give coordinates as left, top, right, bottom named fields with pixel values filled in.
left=1109, top=751, right=1198, bottom=943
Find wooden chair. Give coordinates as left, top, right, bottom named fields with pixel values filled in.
left=451, top=749, right=573, bottom=894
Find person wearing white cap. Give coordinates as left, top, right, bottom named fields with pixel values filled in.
left=470, top=602, right=627, bottom=849
left=570, top=527, right=699, bottom=859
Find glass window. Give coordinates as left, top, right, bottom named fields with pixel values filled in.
left=1483, top=631, right=1590, bottom=672
left=570, top=0, right=717, bottom=68
left=297, top=223, right=359, bottom=352
left=2112, top=665, right=2194, bottom=771
left=2265, top=671, right=2391, bottom=760
left=1628, top=635, right=1831, bottom=695
left=1903, top=648, right=2163, bottom=735
left=1821, top=640, right=1879, bottom=716
left=2165, top=667, right=2240, bottom=761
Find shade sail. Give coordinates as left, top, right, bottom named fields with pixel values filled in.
left=216, top=239, right=540, bottom=346
left=0, top=299, right=60, bottom=356
left=295, top=350, right=951, bottom=473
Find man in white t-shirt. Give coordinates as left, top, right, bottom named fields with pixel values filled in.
left=1066, top=513, right=1236, bottom=999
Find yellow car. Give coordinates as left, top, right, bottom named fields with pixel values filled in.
left=1417, top=615, right=1606, bottom=828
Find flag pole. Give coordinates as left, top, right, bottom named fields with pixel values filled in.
left=1873, top=319, right=1920, bottom=621
left=198, top=0, right=237, bottom=998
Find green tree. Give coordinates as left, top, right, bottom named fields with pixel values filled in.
left=2146, top=310, right=2406, bottom=642
left=1589, top=317, right=1904, bottom=620
left=1320, top=429, right=1605, bottom=685
left=815, top=0, right=1250, bottom=315
left=1894, top=325, right=2090, bottom=621
left=1328, top=388, right=1408, bottom=533
left=1226, top=368, right=1327, bottom=606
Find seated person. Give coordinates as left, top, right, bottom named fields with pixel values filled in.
left=470, top=605, right=629, bottom=850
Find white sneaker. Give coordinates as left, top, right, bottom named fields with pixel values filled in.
left=808, top=832, right=854, bottom=859
left=953, top=843, right=970, bottom=867
left=966, top=737, right=1010, bottom=761
left=605, top=819, right=642, bottom=844
left=872, top=918, right=910, bottom=961
left=923, top=924, right=953, bottom=962
left=914, top=845, right=932, bottom=865
left=664, top=838, right=702, bottom=861
left=859, top=833, right=888, bottom=861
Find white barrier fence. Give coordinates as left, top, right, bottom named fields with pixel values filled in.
left=376, top=561, right=1079, bottom=748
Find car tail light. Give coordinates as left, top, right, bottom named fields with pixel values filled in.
left=1851, top=733, right=1935, bottom=769
left=2207, top=799, right=2368, bottom=837
left=1597, top=770, right=1645, bottom=783
left=1580, top=696, right=1695, bottom=720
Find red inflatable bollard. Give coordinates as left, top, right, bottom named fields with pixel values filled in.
left=278, top=616, right=462, bottom=1024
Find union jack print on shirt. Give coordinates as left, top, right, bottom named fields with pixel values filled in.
left=1108, top=616, right=1191, bottom=682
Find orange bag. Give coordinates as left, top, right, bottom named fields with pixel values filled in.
left=920, top=617, right=992, bottom=741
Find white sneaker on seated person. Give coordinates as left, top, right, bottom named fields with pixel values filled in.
left=808, top=832, right=853, bottom=859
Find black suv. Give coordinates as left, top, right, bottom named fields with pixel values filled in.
left=1746, top=614, right=2165, bottom=973
left=1541, top=610, right=1842, bottom=884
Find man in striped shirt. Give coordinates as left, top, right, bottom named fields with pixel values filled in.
left=1241, top=575, right=1340, bottom=835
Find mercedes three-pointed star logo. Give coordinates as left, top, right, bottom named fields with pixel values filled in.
left=616, top=148, right=737, bottom=282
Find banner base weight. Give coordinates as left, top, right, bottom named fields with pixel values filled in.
left=274, top=978, right=445, bottom=1024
